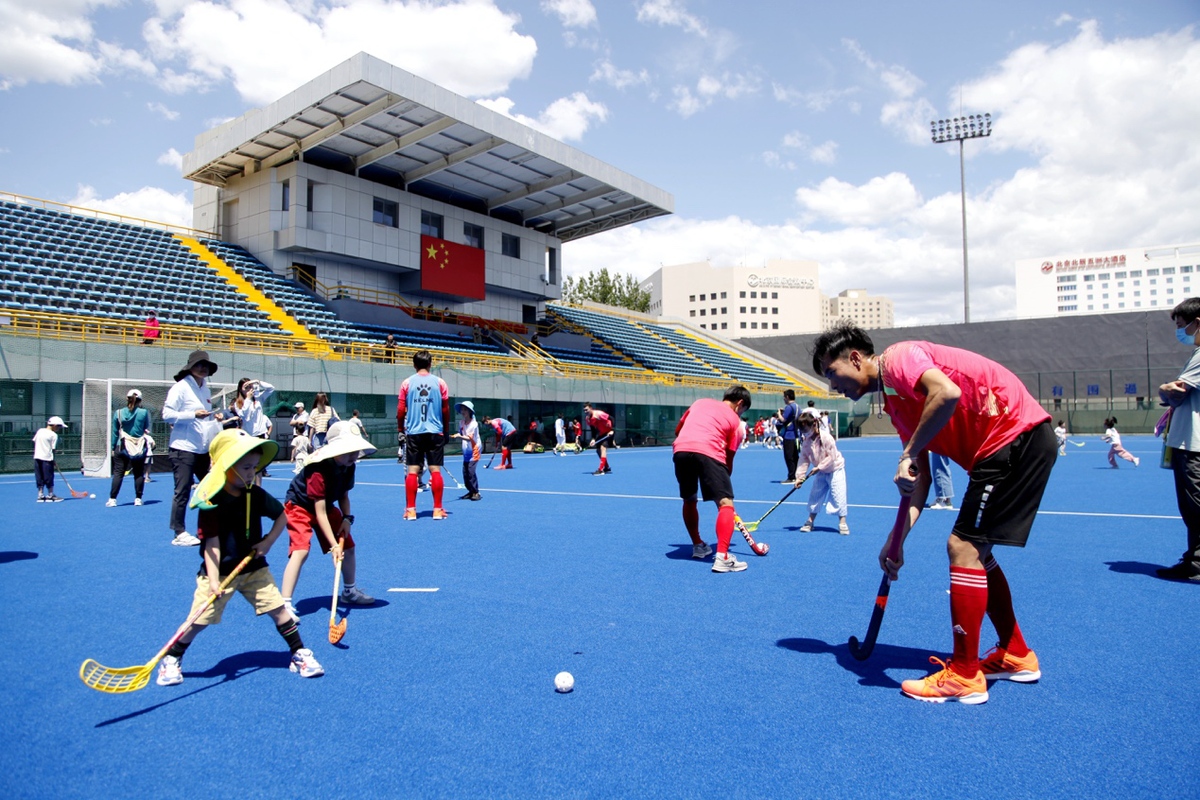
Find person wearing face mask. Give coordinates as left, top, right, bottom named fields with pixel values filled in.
left=1156, top=298, right=1200, bottom=581
left=794, top=408, right=850, bottom=535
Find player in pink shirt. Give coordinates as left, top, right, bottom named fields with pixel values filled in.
left=672, top=386, right=752, bottom=573
left=813, top=322, right=1055, bottom=704
left=584, top=403, right=614, bottom=475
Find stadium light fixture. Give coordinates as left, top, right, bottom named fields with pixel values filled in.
left=931, top=112, right=992, bottom=324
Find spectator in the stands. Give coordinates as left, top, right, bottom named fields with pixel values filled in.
left=416, top=301, right=426, bottom=320
left=383, top=334, right=397, bottom=363
left=305, top=392, right=338, bottom=448
left=142, top=311, right=160, bottom=345
left=472, top=324, right=483, bottom=344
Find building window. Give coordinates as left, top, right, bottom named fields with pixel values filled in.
left=771, top=292, right=778, bottom=299
left=1147, top=268, right=1159, bottom=276
left=1183, top=266, right=1194, bottom=274
left=374, top=197, right=399, bottom=228
left=1164, top=267, right=1176, bottom=275
left=463, top=222, right=483, bottom=249
left=699, top=324, right=705, bottom=329
left=1115, top=271, right=1127, bottom=279
left=750, top=291, right=757, bottom=299
left=502, top=233, right=520, bottom=258
left=689, top=310, right=696, bottom=317
left=721, top=323, right=727, bottom=330
left=420, top=210, right=442, bottom=237
left=1103, top=303, right=1109, bottom=309
left=1084, top=275, right=1094, bottom=282
left=1130, top=270, right=1143, bottom=277
left=739, top=291, right=746, bottom=298
left=739, top=306, right=746, bottom=313
left=700, top=294, right=706, bottom=301
left=1099, top=273, right=1110, bottom=280
left=711, top=308, right=717, bottom=316
left=689, top=295, right=696, bottom=302
left=281, top=180, right=290, bottom=210
left=720, top=307, right=727, bottom=314
left=751, top=322, right=758, bottom=329
left=699, top=309, right=706, bottom=316
left=1151, top=289, right=1158, bottom=295
left=772, top=307, right=778, bottom=314
left=720, top=292, right=727, bottom=299
left=306, top=182, right=315, bottom=211
left=740, top=322, right=746, bottom=329
left=772, top=323, right=779, bottom=329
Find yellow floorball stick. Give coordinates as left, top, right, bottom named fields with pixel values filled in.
left=79, top=554, right=254, bottom=694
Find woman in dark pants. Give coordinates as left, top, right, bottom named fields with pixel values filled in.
left=108, top=388, right=152, bottom=507
left=161, top=350, right=225, bottom=546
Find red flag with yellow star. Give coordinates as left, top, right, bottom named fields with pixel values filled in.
left=420, top=235, right=485, bottom=300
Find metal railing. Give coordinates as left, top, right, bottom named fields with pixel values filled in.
left=0, top=190, right=212, bottom=239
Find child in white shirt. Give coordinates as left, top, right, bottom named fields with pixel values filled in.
left=290, top=432, right=311, bottom=474
left=1103, top=417, right=1139, bottom=468
left=32, top=416, right=66, bottom=502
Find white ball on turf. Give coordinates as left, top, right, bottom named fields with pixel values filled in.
left=89, top=493, right=96, bottom=498
left=554, top=671, right=574, bottom=693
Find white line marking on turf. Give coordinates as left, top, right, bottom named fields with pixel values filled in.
left=387, top=588, right=439, bottom=592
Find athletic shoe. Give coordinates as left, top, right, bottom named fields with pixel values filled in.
left=340, top=586, right=375, bottom=605
left=432, top=508, right=447, bottom=521
left=469, top=493, right=482, bottom=501
left=171, top=532, right=201, bottom=547
left=711, top=553, right=748, bottom=573
left=980, top=645, right=1042, bottom=683
left=592, top=468, right=606, bottom=476
left=494, top=465, right=509, bottom=471
left=156, top=655, right=183, bottom=686
left=900, top=657, right=989, bottom=704
left=289, top=648, right=325, bottom=678
left=838, top=518, right=850, bottom=535
left=134, top=498, right=142, bottom=506
left=1156, top=560, right=1200, bottom=581
left=799, top=517, right=815, bottom=533
left=459, top=493, right=473, bottom=500
left=929, top=499, right=954, bottom=510
left=46, top=495, right=63, bottom=503
left=403, top=508, right=417, bottom=521
left=105, top=498, right=117, bottom=507
left=1134, top=457, right=1141, bottom=467
left=692, top=542, right=713, bottom=560
left=603, top=467, right=612, bottom=474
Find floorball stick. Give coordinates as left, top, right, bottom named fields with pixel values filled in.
left=742, top=472, right=811, bottom=533
left=55, top=464, right=90, bottom=498
left=80, top=554, right=255, bottom=693
left=329, top=537, right=347, bottom=644
left=735, top=517, right=770, bottom=556
left=1070, top=440, right=1086, bottom=447
left=848, top=497, right=912, bottom=661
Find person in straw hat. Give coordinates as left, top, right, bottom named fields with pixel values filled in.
left=162, top=349, right=227, bottom=547
left=279, top=421, right=377, bottom=620
left=155, top=429, right=324, bottom=688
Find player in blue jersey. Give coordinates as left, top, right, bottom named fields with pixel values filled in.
left=397, top=350, right=451, bottom=520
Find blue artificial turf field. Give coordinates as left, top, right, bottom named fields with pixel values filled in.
left=0, top=434, right=1196, bottom=799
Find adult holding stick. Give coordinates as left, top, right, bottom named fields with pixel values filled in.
left=162, top=350, right=225, bottom=547
left=812, top=322, right=1055, bottom=705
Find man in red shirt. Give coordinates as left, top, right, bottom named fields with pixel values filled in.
left=673, top=386, right=752, bottom=573
left=813, top=322, right=1056, bottom=704
left=583, top=403, right=614, bottom=476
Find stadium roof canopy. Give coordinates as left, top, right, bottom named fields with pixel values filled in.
left=182, top=52, right=673, bottom=243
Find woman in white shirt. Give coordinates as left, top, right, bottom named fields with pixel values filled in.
left=161, top=350, right=224, bottom=547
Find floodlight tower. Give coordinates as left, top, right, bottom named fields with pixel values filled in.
left=931, top=113, right=992, bottom=323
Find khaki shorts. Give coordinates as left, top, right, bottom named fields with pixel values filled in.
left=189, top=566, right=284, bottom=625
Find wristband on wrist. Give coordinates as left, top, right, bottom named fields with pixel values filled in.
left=342, top=514, right=355, bottom=524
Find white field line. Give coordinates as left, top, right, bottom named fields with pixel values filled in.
left=387, top=588, right=439, bottom=593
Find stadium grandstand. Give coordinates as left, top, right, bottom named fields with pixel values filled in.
left=0, top=52, right=836, bottom=473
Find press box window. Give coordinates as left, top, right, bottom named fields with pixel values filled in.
left=374, top=198, right=399, bottom=228
left=419, top=210, right=442, bottom=237
left=463, top=222, right=483, bottom=249
left=502, top=233, right=520, bottom=258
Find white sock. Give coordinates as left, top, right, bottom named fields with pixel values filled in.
left=342, top=582, right=354, bottom=593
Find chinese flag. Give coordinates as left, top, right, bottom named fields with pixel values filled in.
left=420, top=235, right=486, bottom=300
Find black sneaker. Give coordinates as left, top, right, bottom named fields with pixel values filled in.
left=459, top=493, right=472, bottom=500
left=592, top=468, right=606, bottom=476
left=469, top=493, right=482, bottom=501
left=1156, top=561, right=1200, bottom=581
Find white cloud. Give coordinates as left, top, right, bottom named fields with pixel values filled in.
left=541, top=0, right=596, bottom=28
left=781, top=132, right=839, bottom=165
left=842, top=38, right=940, bottom=144
left=69, top=184, right=193, bottom=229
left=147, top=101, right=180, bottom=121
left=772, top=83, right=859, bottom=113
left=570, top=25, right=1200, bottom=325
left=636, top=0, right=707, bottom=37
left=145, top=0, right=538, bottom=104
left=477, top=92, right=608, bottom=141
left=156, top=148, right=183, bottom=169
left=668, top=71, right=759, bottom=116
left=591, top=59, right=651, bottom=90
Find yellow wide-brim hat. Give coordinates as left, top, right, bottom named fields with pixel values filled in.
left=190, top=429, right=278, bottom=509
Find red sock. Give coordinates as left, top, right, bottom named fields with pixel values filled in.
left=949, top=566, right=988, bottom=674
left=984, top=557, right=1029, bottom=656
left=431, top=470, right=444, bottom=509
left=502, top=448, right=511, bottom=467
left=600, top=457, right=608, bottom=470
left=716, top=505, right=735, bottom=555
left=682, top=499, right=701, bottom=544
left=405, top=473, right=417, bottom=508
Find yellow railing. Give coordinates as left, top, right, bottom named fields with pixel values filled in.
left=0, top=190, right=212, bottom=239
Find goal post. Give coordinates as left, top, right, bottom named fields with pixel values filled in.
left=82, top=379, right=235, bottom=478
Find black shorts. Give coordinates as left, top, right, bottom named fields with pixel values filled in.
left=592, top=431, right=614, bottom=449
left=405, top=433, right=445, bottom=468
left=502, top=431, right=522, bottom=450
left=952, top=420, right=1057, bottom=548
left=674, top=451, right=734, bottom=503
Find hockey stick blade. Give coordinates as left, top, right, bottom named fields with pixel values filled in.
left=735, top=518, right=769, bottom=556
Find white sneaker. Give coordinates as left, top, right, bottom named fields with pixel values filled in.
left=289, top=648, right=325, bottom=678
left=712, top=553, right=748, bottom=573
left=134, top=498, right=143, bottom=506
left=838, top=518, right=850, bottom=535
left=692, top=542, right=713, bottom=560
left=340, top=586, right=375, bottom=605
left=799, top=517, right=815, bottom=533
left=171, top=532, right=201, bottom=547
left=156, top=655, right=183, bottom=686
left=1134, top=457, right=1140, bottom=467
left=105, top=498, right=117, bottom=507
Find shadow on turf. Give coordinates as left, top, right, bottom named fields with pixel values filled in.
left=776, top=637, right=937, bottom=688
left=1105, top=560, right=1165, bottom=578
left=94, top=650, right=281, bottom=728
left=0, top=551, right=38, bottom=564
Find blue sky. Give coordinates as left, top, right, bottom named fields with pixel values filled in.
left=0, top=0, right=1197, bottom=323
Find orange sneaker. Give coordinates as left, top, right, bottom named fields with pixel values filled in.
left=432, top=508, right=447, bottom=520
left=980, top=645, right=1041, bottom=683
left=403, top=507, right=417, bottom=521
left=901, top=657, right=989, bottom=704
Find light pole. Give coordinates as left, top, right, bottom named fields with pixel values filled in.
left=931, top=113, right=991, bottom=323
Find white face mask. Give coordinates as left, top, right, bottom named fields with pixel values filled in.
left=1177, top=323, right=1195, bottom=346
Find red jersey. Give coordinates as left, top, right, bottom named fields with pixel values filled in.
left=881, top=341, right=1050, bottom=471
left=588, top=409, right=613, bottom=436
left=673, top=398, right=744, bottom=464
